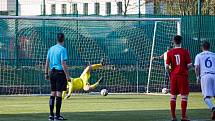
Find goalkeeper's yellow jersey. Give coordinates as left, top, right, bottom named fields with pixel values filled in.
left=69, top=78, right=83, bottom=91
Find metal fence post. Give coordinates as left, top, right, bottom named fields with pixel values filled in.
left=136, top=61, right=139, bottom=93
left=43, top=0, right=46, bottom=16
left=15, top=0, right=19, bottom=68
left=138, top=0, right=141, bottom=18
left=198, top=0, right=202, bottom=15
left=16, top=0, right=19, bottom=16
left=197, top=0, right=202, bottom=47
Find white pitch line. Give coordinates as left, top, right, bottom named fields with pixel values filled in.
left=163, top=119, right=211, bottom=121
left=191, top=119, right=211, bottom=121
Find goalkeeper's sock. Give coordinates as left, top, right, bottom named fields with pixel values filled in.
left=181, top=96, right=188, bottom=118
left=204, top=97, right=214, bottom=110
left=170, top=97, right=176, bottom=118
left=49, top=96, right=55, bottom=116
left=56, top=96, right=62, bottom=117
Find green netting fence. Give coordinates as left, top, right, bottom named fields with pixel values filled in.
left=0, top=15, right=215, bottom=94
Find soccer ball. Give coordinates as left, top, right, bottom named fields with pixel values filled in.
left=162, top=88, right=168, bottom=94
left=100, top=89, right=108, bottom=96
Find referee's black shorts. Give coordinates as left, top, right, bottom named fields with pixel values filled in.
left=50, top=68, right=67, bottom=92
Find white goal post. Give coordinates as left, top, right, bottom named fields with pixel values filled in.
left=146, top=20, right=181, bottom=94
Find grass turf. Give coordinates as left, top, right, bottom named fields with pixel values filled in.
left=0, top=93, right=211, bottom=121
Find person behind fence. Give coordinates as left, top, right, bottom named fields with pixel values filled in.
left=153, top=46, right=173, bottom=89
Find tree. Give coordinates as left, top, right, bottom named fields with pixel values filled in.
left=148, top=0, right=198, bottom=15
left=123, top=0, right=215, bottom=16
left=123, top=0, right=130, bottom=16
left=148, top=0, right=215, bottom=15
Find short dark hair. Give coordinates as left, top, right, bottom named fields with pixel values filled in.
left=57, top=33, right=64, bottom=43
left=202, top=41, right=210, bottom=50
left=173, top=35, right=182, bottom=44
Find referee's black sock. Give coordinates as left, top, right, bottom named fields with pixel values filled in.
left=49, top=96, right=55, bottom=116
left=56, top=96, right=62, bottom=117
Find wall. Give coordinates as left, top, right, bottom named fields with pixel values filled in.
left=1, top=0, right=152, bottom=16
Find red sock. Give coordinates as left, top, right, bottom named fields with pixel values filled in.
left=181, top=100, right=187, bottom=118
left=170, top=99, right=176, bottom=118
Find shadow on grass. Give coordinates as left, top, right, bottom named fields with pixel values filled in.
left=0, top=109, right=211, bottom=121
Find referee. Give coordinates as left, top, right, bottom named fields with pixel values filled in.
left=45, top=33, right=69, bottom=120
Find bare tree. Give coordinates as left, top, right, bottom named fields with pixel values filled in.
left=123, top=0, right=130, bottom=16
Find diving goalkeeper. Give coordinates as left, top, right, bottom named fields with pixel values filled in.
left=62, top=59, right=104, bottom=99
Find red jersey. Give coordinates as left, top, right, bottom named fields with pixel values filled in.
left=166, top=47, right=191, bottom=76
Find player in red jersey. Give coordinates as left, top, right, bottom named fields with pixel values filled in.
left=166, top=35, right=192, bottom=121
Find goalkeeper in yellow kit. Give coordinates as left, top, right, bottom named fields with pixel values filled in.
left=62, top=59, right=104, bottom=99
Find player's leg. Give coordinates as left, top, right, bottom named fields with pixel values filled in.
left=55, top=72, right=67, bottom=120
left=65, top=80, right=73, bottom=99
left=49, top=91, right=56, bottom=120
left=202, top=75, right=215, bottom=120
left=170, top=75, right=178, bottom=121
left=170, top=94, right=177, bottom=121
left=204, top=96, right=214, bottom=110
left=80, top=63, right=103, bottom=88
left=212, top=75, right=215, bottom=120
left=204, top=96, right=215, bottom=120
left=49, top=71, right=57, bottom=120
left=90, top=64, right=103, bottom=70
left=81, top=63, right=103, bottom=77
left=164, top=70, right=170, bottom=88
left=178, top=75, right=190, bottom=121
left=166, top=71, right=171, bottom=90
left=180, top=95, right=189, bottom=121
left=201, top=75, right=214, bottom=110
left=80, top=58, right=104, bottom=91
left=89, top=77, right=103, bottom=90
left=80, top=66, right=91, bottom=86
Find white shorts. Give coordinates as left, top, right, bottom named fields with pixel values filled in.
left=201, top=74, right=215, bottom=98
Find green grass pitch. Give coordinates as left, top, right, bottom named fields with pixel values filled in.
left=0, top=93, right=211, bottom=121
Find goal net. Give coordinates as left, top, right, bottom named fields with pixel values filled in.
left=146, top=21, right=181, bottom=94
left=0, top=16, right=181, bottom=95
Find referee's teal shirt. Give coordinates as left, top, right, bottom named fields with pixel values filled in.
left=47, top=44, right=68, bottom=70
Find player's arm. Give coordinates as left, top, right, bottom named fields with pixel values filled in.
left=159, top=54, right=164, bottom=59
left=153, top=54, right=164, bottom=60
left=62, top=61, right=70, bottom=79
left=195, top=65, right=200, bottom=84
left=186, top=50, right=193, bottom=69
left=61, top=49, right=70, bottom=80
left=165, top=51, right=171, bottom=73
left=194, top=55, right=200, bottom=84
left=187, top=63, right=193, bottom=69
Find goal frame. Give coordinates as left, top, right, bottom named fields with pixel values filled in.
left=0, top=16, right=181, bottom=95
left=146, top=20, right=181, bottom=94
